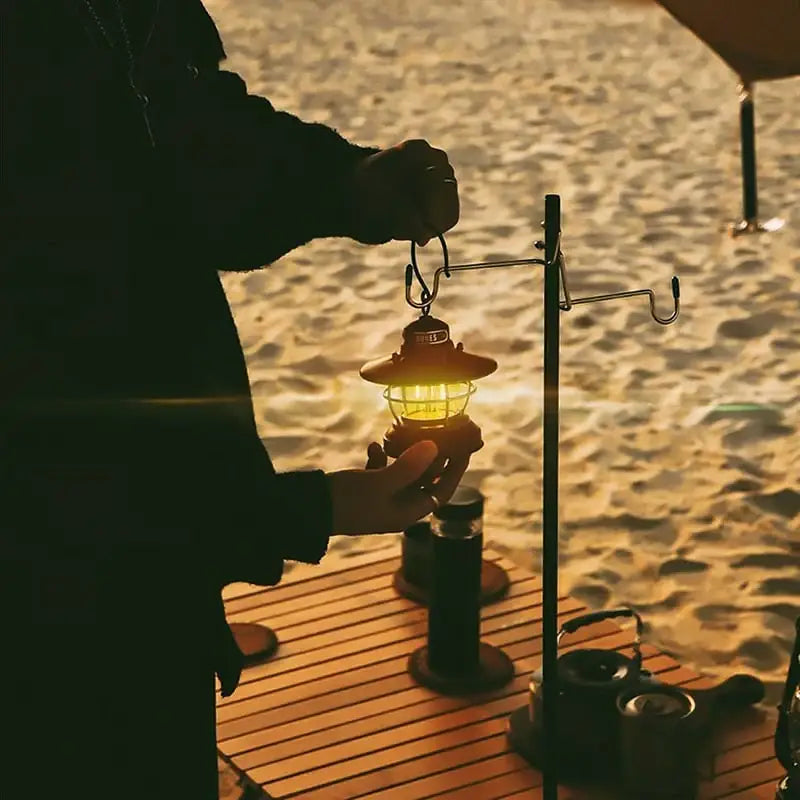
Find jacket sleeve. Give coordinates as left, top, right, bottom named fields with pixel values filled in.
left=202, top=434, right=335, bottom=587
left=164, top=2, right=380, bottom=272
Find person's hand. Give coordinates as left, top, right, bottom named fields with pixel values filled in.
left=348, top=139, right=459, bottom=246
left=326, top=440, right=470, bottom=536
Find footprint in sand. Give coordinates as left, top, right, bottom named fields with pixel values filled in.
left=659, top=558, right=709, bottom=577
left=717, top=312, right=783, bottom=340
left=760, top=603, right=800, bottom=622
left=751, top=488, right=800, bottom=519
left=695, top=604, right=740, bottom=624
left=733, top=552, right=800, bottom=569
left=692, top=529, right=724, bottom=543
left=570, top=583, right=611, bottom=607
left=720, top=478, right=763, bottom=494
left=723, top=455, right=768, bottom=478
left=738, top=637, right=786, bottom=672
left=722, top=421, right=794, bottom=450
left=757, top=577, right=800, bottom=596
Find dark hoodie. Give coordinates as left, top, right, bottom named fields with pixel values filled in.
left=1, top=2, right=378, bottom=797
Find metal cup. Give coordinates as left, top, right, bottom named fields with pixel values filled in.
left=617, top=686, right=702, bottom=800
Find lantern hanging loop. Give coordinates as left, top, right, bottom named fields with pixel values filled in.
left=406, top=233, right=681, bottom=326
left=408, top=232, right=450, bottom=316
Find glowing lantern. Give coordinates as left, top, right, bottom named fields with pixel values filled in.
left=359, top=314, right=497, bottom=467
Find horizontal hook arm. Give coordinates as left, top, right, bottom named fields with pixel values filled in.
left=405, top=257, right=548, bottom=310
left=560, top=262, right=680, bottom=325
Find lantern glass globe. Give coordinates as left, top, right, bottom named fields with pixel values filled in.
left=385, top=381, right=476, bottom=424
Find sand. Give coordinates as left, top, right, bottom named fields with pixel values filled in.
left=202, top=0, right=800, bottom=794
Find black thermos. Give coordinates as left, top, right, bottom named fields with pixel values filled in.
left=427, top=486, right=484, bottom=676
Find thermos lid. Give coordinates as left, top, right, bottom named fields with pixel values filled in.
left=404, top=520, right=432, bottom=540
left=433, top=485, right=484, bottom=521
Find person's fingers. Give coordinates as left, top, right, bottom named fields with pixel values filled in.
left=392, top=484, right=439, bottom=528
left=365, top=442, right=387, bottom=470
left=384, top=440, right=439, bottom=492
left=390, top=195, right=437, bottom=246
left=396, top=138, right=435, bottom=158
left=423, top=160, right=456, bottom=181
left=392, top=453, right=469, bottom=531
left=431, top=454, right=470, bottom=506
left=419, top=453, right=448, bottom=491
left=398, top=140, right=451, bottom=171
left=417, top=168, right=459, bottom=237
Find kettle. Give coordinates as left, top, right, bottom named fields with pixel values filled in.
left=527, top=607, right=647, bottom=780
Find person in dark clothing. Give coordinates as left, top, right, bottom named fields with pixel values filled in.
left=1, top=2, right=471, bottom=798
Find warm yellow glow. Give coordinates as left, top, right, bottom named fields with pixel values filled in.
left=385, top=382, right=475, bottom=423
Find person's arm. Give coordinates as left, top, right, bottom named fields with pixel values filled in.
left=162, top=1, right=380, bottom=272
left=201, top=438, right=334, bottom=587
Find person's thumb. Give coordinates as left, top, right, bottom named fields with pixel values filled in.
left=365, top=442, right=387, bottom=470
left=384, top=440, right=439, bottom=491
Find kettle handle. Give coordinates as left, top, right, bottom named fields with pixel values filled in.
left=558, top=607, right=644, bottom=671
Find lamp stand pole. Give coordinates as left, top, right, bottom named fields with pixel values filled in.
left=541, top=193, right=561, bottom=800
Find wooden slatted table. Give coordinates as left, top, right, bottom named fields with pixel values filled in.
left=216, top=547, right=784, bottom=800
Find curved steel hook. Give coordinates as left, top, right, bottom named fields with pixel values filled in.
left=559, top=250, right=680, bottom=325
left=407, top=234, right=450, bottom=313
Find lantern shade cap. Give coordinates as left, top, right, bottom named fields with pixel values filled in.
left=359, top=315, right=497, bottom=385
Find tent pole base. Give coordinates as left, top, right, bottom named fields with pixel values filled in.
left=728, top=217, right=785, bottom=236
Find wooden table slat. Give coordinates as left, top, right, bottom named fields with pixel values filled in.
left=228, top=566, right=525, bottom=636
left=429, top=767, right=538, bottom=800
left=285, top=734, right=518, bottom=800
left=229, top=583, right=570, bottom=688
left=725, top=780, right=784, bottom=800
left=222, top=653, right=684, bottom=758
left=698, top=754, right=785, bottom=798
left=254, top=695, right=521, bottom=790
left=217, top=594, right=588, bottom=711
left=219, top=637, right=660, bottom=744
left=238, top=574, right=538, bottom=659
left=222, top=549, right=400, bottom=604
left=216, top=629, right=661, bottom=729
left=223, top=550, right=518, bottom=609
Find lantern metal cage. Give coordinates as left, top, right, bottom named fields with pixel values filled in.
left=384, top=381, right=475, bottom=425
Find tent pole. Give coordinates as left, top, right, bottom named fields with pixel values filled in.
left=739, top=81, right=759, bottom=225
left=730, top=80, right=784, bottom=236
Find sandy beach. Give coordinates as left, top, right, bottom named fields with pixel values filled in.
left=202, top=0, right=800, bottom=793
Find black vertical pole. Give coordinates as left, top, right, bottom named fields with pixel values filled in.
left=739, top=82, right=758, bottom=225
left=542, top=194, right=561, bottom=800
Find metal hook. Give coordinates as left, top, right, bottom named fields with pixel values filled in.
left=407, top=234, right=450, bottom=315
left=553, top=249, right=680, bottom=325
